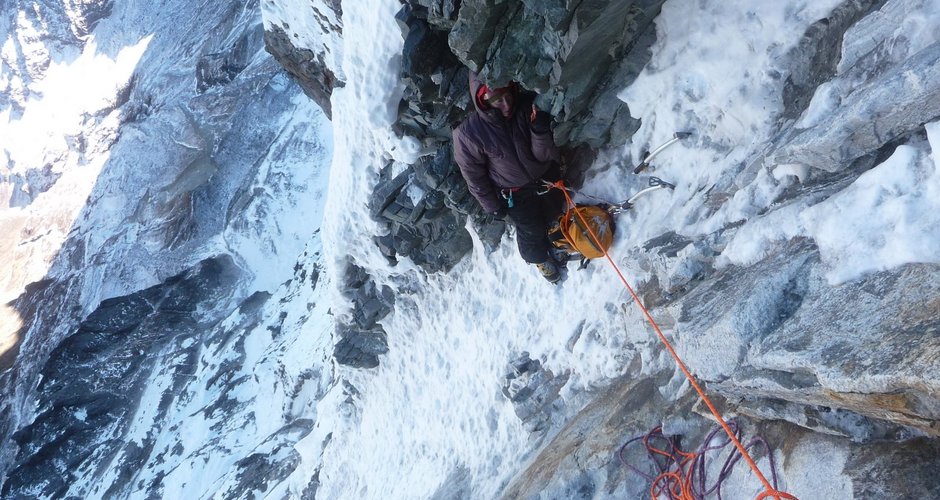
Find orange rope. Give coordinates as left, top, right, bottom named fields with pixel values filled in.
left=643, top=427, right=697, bottom=499
left=549, top=181, right=797, bottom=500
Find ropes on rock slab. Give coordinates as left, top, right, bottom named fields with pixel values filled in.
left=619, top=421, right=783, bottom=500
left=545, top=181, right=796, bottom=500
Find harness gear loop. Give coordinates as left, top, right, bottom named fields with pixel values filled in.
left=500, top=189, right=516, bottom=208
left=543, top=180, right=798, bottom=500
left=539, top=179, right=567, bottom=195
left=537, top=179, right=562, bottom=196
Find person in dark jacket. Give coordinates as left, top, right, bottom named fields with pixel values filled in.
left=452, top=72, right=565, bottom=283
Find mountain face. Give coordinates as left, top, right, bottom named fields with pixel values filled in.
left=1, top=0, right=331, bottom=497
left=2, top=0, right=940, bottom=499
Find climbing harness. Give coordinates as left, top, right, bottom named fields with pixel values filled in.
left=542, top=179, right=797, bottom=500
left=619, top=421, right=784, bottom=500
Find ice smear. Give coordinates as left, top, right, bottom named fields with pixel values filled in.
left=615, top=0, right=844, bottom=242
left=722, top=121, right=940, bottom=284
left=796, top=81, right=839, bottom=129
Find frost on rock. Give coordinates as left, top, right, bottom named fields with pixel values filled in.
left=502, top=352, right=569, bottom=435
left=773, top=0, right=940, bottom=172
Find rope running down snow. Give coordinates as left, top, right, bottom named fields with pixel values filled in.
left=546, top=180, right=796, bottom=500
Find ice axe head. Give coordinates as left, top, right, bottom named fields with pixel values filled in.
left=649, top=176, right=676, bottom=190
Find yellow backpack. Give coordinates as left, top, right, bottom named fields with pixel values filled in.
left=549, top=204, right=615, bottom=259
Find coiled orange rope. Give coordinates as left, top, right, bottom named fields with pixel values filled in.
left=548, top=180, right=797, bottom=500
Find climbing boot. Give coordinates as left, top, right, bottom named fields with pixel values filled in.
left=549, top=247, right=572, bottom=264
left=535, top=259, right=561, bottom=284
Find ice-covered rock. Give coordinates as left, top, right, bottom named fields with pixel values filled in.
left=261, top=0, right=344, bottom=118
left=772, top=0, right=940, bottom=171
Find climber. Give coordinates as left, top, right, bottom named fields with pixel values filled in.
left=452, top=72, right=565, bottom=283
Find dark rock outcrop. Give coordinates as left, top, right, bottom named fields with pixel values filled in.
left=369, top=145, right=494, bottom=273
left=263, top=24, right=342, bottom=118
left=332, top=264, right=393, bottom=369
left=502, top=353, right=570, bottom=434
left=1, top=256, right=243, bottom=498
left=447, top=0, right=664, bottom=148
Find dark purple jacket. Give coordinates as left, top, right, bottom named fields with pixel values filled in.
left=452, top=72, right=559, bottom=213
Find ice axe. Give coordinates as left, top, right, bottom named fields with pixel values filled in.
left=633, top=131, right=692, bottom=174
left=608, top=176, right=676, bottom=214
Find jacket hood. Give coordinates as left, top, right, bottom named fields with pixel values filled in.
left=468, top=71, right=488, bottom=113
left=468, top=71, right=518, bottom=118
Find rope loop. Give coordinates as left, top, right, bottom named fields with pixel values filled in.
left=756, top=491, right=799, bottom=500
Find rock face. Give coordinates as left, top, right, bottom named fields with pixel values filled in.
left=448, top=0, right=662, bottom=148
left=772, top=42, right=940, bottom=172
left=714, top=259, right=940, bottom=441
left=771, top=0, right=940, bottom=171
left=262, top=0, right=344, bottom=118
left=1, top=257, right=243, bottom=498
left=1, top=0, right=938, bottom=497
left=624, top=221, right=940, bottom=443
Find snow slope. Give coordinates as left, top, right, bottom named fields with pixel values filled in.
left=2, top=0, right=939, bottom=498
left=304, top=0, right=940, bottom=498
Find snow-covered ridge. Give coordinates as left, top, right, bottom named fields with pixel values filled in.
left=1, top=0, right=332, bottom=496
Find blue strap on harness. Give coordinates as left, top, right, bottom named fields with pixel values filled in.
left=501, top=189, right=515, bottom=208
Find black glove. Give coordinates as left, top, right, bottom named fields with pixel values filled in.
left=530, top=109, right=552, bottom=134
